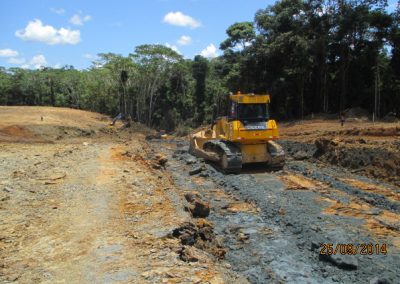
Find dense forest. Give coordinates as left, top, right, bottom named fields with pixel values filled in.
left=1, top=0, right=399, bottom=130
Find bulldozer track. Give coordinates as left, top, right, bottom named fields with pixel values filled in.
left=204, top=140, right=242, bottom=173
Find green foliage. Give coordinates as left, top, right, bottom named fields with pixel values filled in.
left=175, top=124, right=192, bottom=137
left=192, top=55, right=209, bottom=125
left=0, top=0, right=399, bottom=128
left=220, top=22, right=255, bottom=51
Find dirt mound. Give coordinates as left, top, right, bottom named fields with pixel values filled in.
left=314, top=137, right=400, bottom=186
left=0, top=125, right=35, bottom=141
left=171, top=220, right=226, bottom=260
left=334, top=127, right=400, bottom=137
left=0, top=125, right=34, bottom=137
left=0, top=125, right=50, bottom=143
left=382, top=112, right=399, bottom=122
left=343, top=107, right=370, bottom=120
left=0, top=124, right=100, bottom=142
left=0, top=106, right=107, bottom=128
left=184, top=192, right=210, bottom=218
left=304, top=113, right=338, bottom=120
left=280, top=118, right=400, bottom=186
left=0, top=106, right=110, bottom=142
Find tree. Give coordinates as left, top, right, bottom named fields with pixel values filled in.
left=389, top=4, right=400, bottom=116
left=204, top=59, right=229, bottom=122
left=220, top=22, right=256, bottom=51
left=192, top=55, right=208, bottom=125
left=0, top=0, right=398, bottom=126
left=131, top=44, right=182, bottom=126
left=0, top=67, right=11, bottom=105
left=255, top=0, right=313, bottom=118
left=96, top=53, right=136, bottom=117
left=156, top=60, right=195, bottom=131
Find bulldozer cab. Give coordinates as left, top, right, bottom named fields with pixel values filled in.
left=223, top=92, right=271, bottom=122
left=230, top=102, right=269, bottom=122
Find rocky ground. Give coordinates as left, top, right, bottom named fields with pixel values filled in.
left=0, top=107, right=242, bottom=283
left=150, top=119, right=399, bottom=284
left=0, top=107, right=399, bottom=283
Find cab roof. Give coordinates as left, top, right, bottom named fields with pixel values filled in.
left=229, top=92, right=270, bottom=104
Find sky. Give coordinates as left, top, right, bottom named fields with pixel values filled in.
left=0, top=0, right=398, bottom=70
left=0, top=0, right=275, bottom=69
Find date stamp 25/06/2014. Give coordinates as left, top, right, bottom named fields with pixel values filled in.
left=320, top=243, right=388, bottom=255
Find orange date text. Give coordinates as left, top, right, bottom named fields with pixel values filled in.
left=319, top=243, right=387, bottom=255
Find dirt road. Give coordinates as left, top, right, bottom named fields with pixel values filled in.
left=153, top=119, right=400, bottom=283
left=1, top=107, right=399, bottom=283
left=0, top=107, right=240, bottom=283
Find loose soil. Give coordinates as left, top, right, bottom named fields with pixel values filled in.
left=280, top=119, right=400, bottom=186
left=0, top=107, right=241, bottom=283
left=1, top=108, right=399, bottom=283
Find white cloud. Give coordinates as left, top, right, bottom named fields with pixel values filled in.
left=177, top=35, right=192, bottom=46
left=16, top=19, right=81, bottom=45
left=70, top=13, right=92, bottom=26
left=200, top=44, right=219, bottom=58
left=83, top=15, right=92, bottom=22
left=0, top=48, right=19, bottom=57
left=83, top=53, right=94, bottom=59
left=21, top=64, right=30, bottom=69
left=7, top=57, right=26, bottom=64
left=163, top=11, right=201, bottom=29
left=51, top=8, right=65, bottom=15
left=165, top=43, right=181, bottom=54
left=30, top=54, right=47, bottom=69
left=70, top=15, right=82, bottom=25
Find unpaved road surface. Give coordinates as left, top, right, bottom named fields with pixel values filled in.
left=152, top=119, right=400, bottom=284
left=1, top=107, right=399, bottom=283
left=0, top=107, right=240, bottom=283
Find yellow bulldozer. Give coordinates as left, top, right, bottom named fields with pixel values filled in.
left=189, top=92, right=285, bottom=173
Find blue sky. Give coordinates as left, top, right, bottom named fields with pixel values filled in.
left=0, top=0, right=398, bottom=70
left=0, top=0, right=274, bottom=69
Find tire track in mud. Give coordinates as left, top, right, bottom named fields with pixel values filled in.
left=154, top=139, right=400, bottom=284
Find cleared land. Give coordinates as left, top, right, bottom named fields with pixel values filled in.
left=0, top=107, right=240, bottom=283
left=0, top=107, right=399, bottom=283
left=280, top=119, right=400, bottom=186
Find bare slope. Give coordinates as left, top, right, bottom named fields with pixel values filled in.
left=0, top=106, right=240, bottom=283
left=0, top=106, right=108, bottom=143
left=280, top=119, right=400, bottom=186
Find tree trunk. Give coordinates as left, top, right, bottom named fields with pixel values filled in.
left=339, top=46, right=348, bottom=113
left=50, top=79, right=55, bottom=106
left=301, top=75, right=305, bottom=119
left=323, top=71, right=328, bottom=112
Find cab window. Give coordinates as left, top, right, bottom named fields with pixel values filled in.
left=237, top=104, right=268, bottom=121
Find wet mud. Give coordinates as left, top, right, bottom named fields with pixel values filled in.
left=152, top=139, right=400, bottom=284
